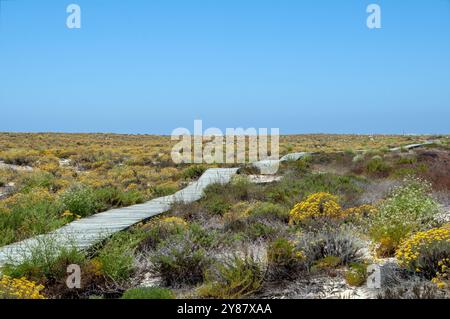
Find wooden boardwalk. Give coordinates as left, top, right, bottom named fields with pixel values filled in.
left=0, top=167, right=241, bottom=266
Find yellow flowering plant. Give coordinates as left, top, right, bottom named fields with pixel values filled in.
left=289, top=192, right=342, bottom=225
left=431, top=258, right=449, bottom=289
left=369, top=178, right=440, bottom=257
left=396, top=227, right=450, bottom=279
left=0, top=275, right=46, bottom=299
left=160, top=216, right=189, bottom=229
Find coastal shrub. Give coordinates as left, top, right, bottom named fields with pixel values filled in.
left=296, top=228, right=363, bottom=269
left=188, top=223, right=220, bottom=249
left=289, top=192, right=341, bottom=225
left=247, top=202, right=289, bottom=223
left=0, top=188, right=62, bottom=246
left=203, top=176, right=258, bottom=208
left=115, top=189, right=145, bottom=206
left=223, top=202, right=253, bottom=232
left=2, top=237, right=87, bottom=283
left=245, top=222, right=278, bottom=240
left=93, top=187, right=145, bottom=209
left=59, top=184, right=97, bottom=217
left=369, top=178, right=440, bottom=257
left=204, top=194, right=232, bottom=216
left=0, top=275, right=46, bottom=299
left=396, top=227, right=450, bottom=280
left=366, top=156, right=391, bottom=176
left=198, top=253, right=265, bottom=299
left=121, top=287, right=175, bottom=299
left=377, top=279, right=449, bottom=299
left=1, top=149, right=39, bottom=166
left=223, top=202, right=288, bottom=235
left=266, top=173, right=364, bottom=207
left=182, top=165, right=206, bottom=180
left=345, top=262, right=368, bottom=286
left=20, top=171, right=57, bottom=192
left=140, top=217, right=188, bottom=250
left=352, top=154, right=364, bottom=163
left=97, top=230, right=146, bottom=282
left=311, top=256, right=342, bottom=273
left=150, top=184, right=178, bottom=197
left=267, top=238, right=305, bottom=280
left=149, top=231, right=211, bottom=287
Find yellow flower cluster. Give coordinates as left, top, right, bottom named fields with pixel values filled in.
left=61, top=210, right=81, bottom=220
left=289, top=192, right=342, bottom=224
left=295, top=250, right=306, bottom=260
left=431, top=258, right=449, bottom=289
left=0, top=188, right=55, bottom=214
left=0, top=276, right=46, bottom=299
left=396, top=227, right=450, bottom=270
left=161, top=216, right=189, bottom=228
left=342, top=204, right=378, bottom=219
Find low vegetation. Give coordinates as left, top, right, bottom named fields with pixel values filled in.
left=0, top=133, right=449, bottom=299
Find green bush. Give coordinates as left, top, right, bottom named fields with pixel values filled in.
left=1, top=149, right=38, bottom=166
left=311, top=256, right=342, bottom=272
left=121, top=287, right=175, bottom=299
left=203, top=176, right=257, bottom=206
left=188, top=223, right=219, bottom=249
left=182, top=165, right=206, bottom=180
left=369, top=178, right=440, bottom=257
left=223, top=202, right=253, bottom=232
left=150, top=185, right=177, bottom=197
left=296, top=227, right=362, bottom=269
left=140, top=218, right=188, bottom=250
left=204, top=194, right=232, bottom=215
left=0, top=189, right=63, bottom=246
left=247, top=202, right=289, bottom=223
left=116, top=190, right=145, bottom=206
left=267, top=238, right=305, bottom=280
left=93, top=187, right=145, bottom=209
left=149, top=230, right=212, bottom=287
left=97, top=230, right=146, bottom=282
left=245, top=222, right=278, bottom=240
left=59, top=184, right=97, bottom=217
left=345, top=262, right=368, bottom=287
left=279, top=157, right=311, bottom=176
left=2, top=237, right=87, bottom=282
left=92, top=187, right=121, bottom=210
left=266, top=173, right=364, bottom=207
left=366, top=156, right=391, bottom=176
left=20, top=171, right=56, bottom=192
left=198, top=252, right=265, bottom=299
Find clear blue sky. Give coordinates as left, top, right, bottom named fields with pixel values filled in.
left=0, top=0, right=449, bottom=134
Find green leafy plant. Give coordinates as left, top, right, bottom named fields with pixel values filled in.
left=267, top=238, right=305, bottom=280
left=59, top=184, right=97, bottom=217
left=121, top=287, right=175, bottom=299
left=2, top=237, right=87, bottom=283
left=182, top=165, right=206, bottom=180
left=247, top=202, right=289, bottom=223
left=369, top=178, right=440, bottom=257
left=345, top=262, right=368, bottom=286
left=149, top=230, right=212, bottom=287
left=198, top=252, right=265, bottom=299
left=97, top=230, right=146, bottom=282
left=296, top=227, right=362, bottom=269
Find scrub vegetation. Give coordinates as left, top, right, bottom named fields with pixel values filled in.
left=0, top=133, right=449, bottom=299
